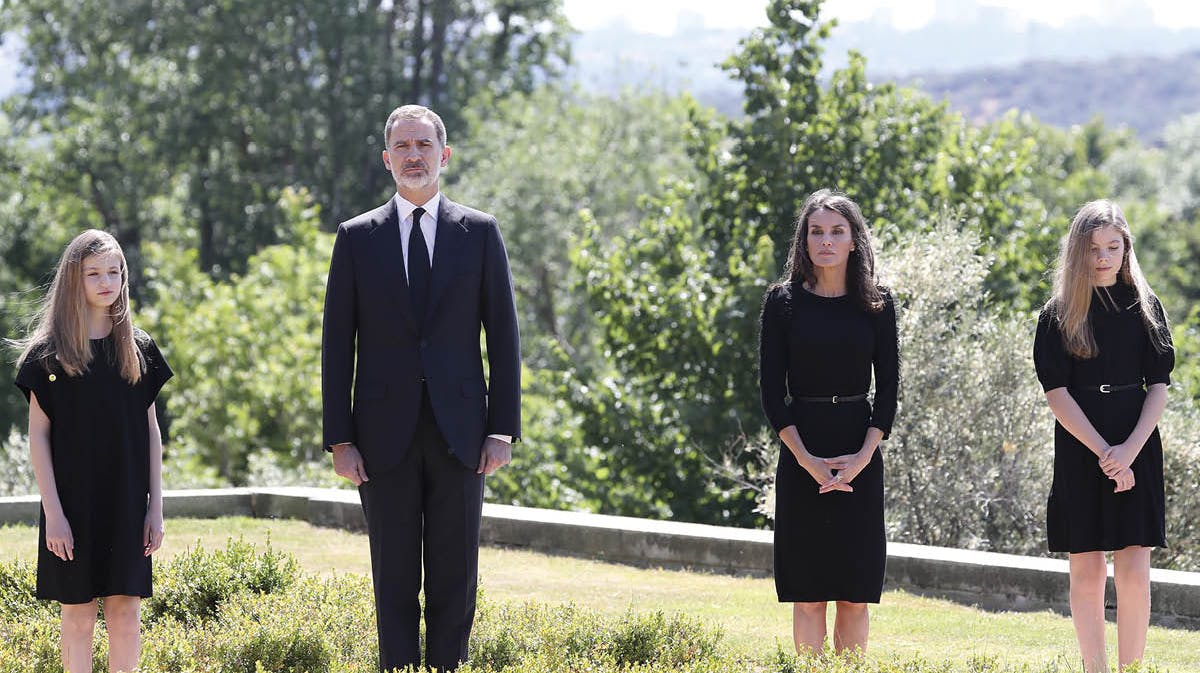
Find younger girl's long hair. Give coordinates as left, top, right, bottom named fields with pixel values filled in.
left=778, top=189, right=884, bottom=313
left=16, top=229, right=145, bottom=383
left=1047, top=199, right=1169, bottom=359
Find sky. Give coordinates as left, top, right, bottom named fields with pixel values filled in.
left=563, top=0, right=1200, bottom=34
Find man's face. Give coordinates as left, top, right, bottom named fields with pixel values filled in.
left=382, top=118, right=451, bottom=195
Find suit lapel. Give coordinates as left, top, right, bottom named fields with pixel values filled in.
left=366, top=199, right=420, bottom=335
left=426, top=198, right=468, bottom=325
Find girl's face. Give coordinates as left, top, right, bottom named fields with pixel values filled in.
left=806, top=208, right=855, bottom=271
left=81, top=252, right=123, bottom=310
left=1089, top=225, right=1125, bottom=287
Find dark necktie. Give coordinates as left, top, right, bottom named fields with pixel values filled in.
left=408, top=207, right=430, bottom=322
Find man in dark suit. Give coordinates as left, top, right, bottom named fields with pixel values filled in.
left=321, top=104, right=521, bottom=672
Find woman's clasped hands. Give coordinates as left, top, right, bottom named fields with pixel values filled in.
left=792, top=449, right=870, bottom=494
left=1099, top=442, right=1138, bottom=493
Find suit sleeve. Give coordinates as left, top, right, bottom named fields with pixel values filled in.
left=321, top=223, right=358, bottom=449
left=480, top=218, right=522, bottom=440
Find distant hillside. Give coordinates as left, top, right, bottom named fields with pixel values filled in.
left=903, top=50, right=1200, bottom=141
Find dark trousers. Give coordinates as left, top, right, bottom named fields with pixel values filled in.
left=358, top=389, right=484, bottom=672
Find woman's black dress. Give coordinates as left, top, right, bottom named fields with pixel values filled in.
left=15, top=332, right=172, bottom=604
left=1034, top=283, right=1173, bottom=553
left=759, top=283, right=899, bottom=603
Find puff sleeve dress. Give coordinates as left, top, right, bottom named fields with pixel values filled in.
left=1033, top=283, right=1173, bottom=553
left=15, top=333, right=172, bottom=604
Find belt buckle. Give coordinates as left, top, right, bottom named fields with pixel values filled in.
left=1099, top=384, right=1111, bottom=393
left=831, top=395, right=839, bottom=404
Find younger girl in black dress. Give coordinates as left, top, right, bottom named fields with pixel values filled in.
left=14, top=230, right=172, bottom=673
left=1034, top=200, right=1172, bottom=673
left=759, top=189, right=899, bottom=655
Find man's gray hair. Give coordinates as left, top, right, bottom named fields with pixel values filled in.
left=384, top=105, right=447, bottom=147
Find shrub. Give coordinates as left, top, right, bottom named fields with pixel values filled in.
left=146, top=537, right=300, bottom=624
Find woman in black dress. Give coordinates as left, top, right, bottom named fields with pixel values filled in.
left=1034, top=200, right=1173, bottom=673
left=759, top=189, right=899, bottom=655
left=14, top=230, right=172, bottom=673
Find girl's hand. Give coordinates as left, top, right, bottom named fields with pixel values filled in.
left=143, top=510, right=165, bottom=556
left=1112, top=467, right=1136, bottom=493
left=822, top=450, right=872, bottom=492
left=45, top=514, right=74, bottom=561
left=1100, top=442, right=1137, bottom=478
left=793, top=451, right=853, bottom=494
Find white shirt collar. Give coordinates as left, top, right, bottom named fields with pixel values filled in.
left=394, top=192, right=441, bottom=225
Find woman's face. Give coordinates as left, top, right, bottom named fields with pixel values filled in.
left=806, top=208, right=855, bottom=271
left=81, top=251, right=123, bottom=310
left=1089, top=225, right=1125, bottom=287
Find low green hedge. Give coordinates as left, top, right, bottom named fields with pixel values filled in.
left=0, top=540, right=1168, bottom=672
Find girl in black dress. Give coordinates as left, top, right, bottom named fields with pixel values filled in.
left=759, top=189, right=899, bottom=655
left=1034, top=200, right=1173, bottom=673
left=14, top=230, right=172, bottom=673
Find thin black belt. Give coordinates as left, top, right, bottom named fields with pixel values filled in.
left=1071, top=383, right=1143, bottom=394
left=792, top=393, right=868, bottom=404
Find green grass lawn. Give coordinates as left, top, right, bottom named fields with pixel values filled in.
left=2, top=517, right=1198, bottom=672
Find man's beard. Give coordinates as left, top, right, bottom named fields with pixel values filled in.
left=397, top=168, right=436, bottom=190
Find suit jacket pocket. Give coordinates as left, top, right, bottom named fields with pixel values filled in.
left=461, top=379, right=487, bottom=398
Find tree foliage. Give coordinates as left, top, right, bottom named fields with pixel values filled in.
left=2, top=0, right=571, bottom=274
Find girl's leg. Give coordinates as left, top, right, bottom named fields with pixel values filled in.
left=61, top=599, right=98, bottom=673
left=1113, top=546, right=1151, bottom=671
left=101, top=595, right=141, bottom=673
left=1069, top=551, right=1109, bottom=673
left=832, top=601, right=869, bottom=653
left=792, top=601, right=828, bottom=655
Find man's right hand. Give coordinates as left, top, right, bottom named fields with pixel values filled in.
left=332, top=443, right=369, bottom=486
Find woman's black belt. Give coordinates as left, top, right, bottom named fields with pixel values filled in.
left=792, top=393, right=868, bottom=404
left=1071, top=383, right=1143, bottom=394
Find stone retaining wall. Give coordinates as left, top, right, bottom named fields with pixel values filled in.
left=3, top=487, right=1197, bottom=626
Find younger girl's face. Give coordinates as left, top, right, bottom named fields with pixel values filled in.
left=806, top=208, right=855, bottom=271
left=81, top=252, right=124, bottom=310
left=1089, top=225, right=1125, bottom=287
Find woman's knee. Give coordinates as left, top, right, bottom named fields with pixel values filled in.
left=61, top=600, right=98, bottom=634
left=835, top=601, right=868, bottom=614
left=794, top=601, right=827, bottom=617
left=102, top=597, right=141, bottom=635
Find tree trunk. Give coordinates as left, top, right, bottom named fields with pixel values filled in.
left=411, top=0, right=427, bottom=103
left=429, top=0, right=449, bottom=108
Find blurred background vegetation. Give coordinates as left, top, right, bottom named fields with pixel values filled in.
left=1, top=0, right=1198, bottom=569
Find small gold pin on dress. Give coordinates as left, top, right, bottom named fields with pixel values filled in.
left=48, top=374, right=56, bottom=382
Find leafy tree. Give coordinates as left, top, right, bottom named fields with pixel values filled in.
left=2, top=0, right=571, bottom=275
left=139, top=188, right=328, bottom=482
left=566, top=0, right=1069, bottom=524
left=450, top=85, right=699, bottom=369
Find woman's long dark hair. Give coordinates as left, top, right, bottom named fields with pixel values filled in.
left=776, top=189, right=884, bottom=313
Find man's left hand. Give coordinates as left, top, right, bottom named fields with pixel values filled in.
left=477, top=437, right=512, bottom=475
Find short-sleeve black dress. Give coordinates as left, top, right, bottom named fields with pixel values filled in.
left=759, top=283, right=899, bottom=603
left=15, top=331, right=172, bottom=604
left=1033, top=282, right=1173, bottom=553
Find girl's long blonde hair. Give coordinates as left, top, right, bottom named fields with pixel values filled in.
left=1047, top=200, right=1169, bottom=359
left=16, top=229, right=145, bottom=383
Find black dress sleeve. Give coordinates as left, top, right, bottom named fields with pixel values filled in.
left=138, top=335, right=173, bottom=407
left=1142, top=295, right=1174, bottom=386
left=758, top=285, right=793, bottom=434
left=1034, top=304, right=1071, bottom=392
left=14, top=344, right=56, bottom=419
left=868, top=290, right=899, bottom=439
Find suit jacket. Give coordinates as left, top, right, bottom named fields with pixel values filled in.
left=321, top=196, right=521, bottom=473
